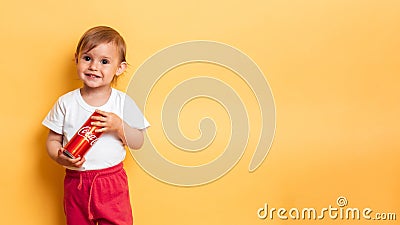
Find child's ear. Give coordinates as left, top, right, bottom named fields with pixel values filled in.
left=116, top=62, right=127, bottom=76
left=74, top=53, right=78, bottom=64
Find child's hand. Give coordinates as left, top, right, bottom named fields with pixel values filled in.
left=56, top=148, right=86, bottom=168
left=91, top=109, right=144, bottom=149
left=91, top=109, right=123, bottom=134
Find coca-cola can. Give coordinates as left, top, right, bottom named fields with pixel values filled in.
left=63, top=111, right=103, bottom=159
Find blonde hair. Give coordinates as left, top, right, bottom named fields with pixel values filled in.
left=76, top=26, right=126, bottom=63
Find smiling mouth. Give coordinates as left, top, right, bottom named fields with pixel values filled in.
left=85, top=73, right=101, bottom=79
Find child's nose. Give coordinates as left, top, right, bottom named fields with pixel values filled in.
left=89, top=61, right=98, bottom=70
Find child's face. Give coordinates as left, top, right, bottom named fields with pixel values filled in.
left=76, top=42, right=126, bottom=89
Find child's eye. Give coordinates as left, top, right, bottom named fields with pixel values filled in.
left=83, top=56, right=91, bottom=61
left=101, top=59, right=110, bottom=64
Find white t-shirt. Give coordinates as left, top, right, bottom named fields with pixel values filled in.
left=42, top=88, right=150, bottom=170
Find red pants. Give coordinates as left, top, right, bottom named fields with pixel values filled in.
left=64, top=163, right=133, bottom=225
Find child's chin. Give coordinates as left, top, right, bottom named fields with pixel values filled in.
left=83, top=81, right=101, bottom=88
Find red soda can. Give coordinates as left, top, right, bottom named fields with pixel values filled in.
left=63, top=111, right=103, bottom=159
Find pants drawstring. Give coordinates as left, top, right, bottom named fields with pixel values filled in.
left=75, top=172, right=98, bottom=220
left=77, top=174, right=83, bottom=190
left=87, top=173, right=99, bottom=220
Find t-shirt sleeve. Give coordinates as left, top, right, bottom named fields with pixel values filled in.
left=123, top=95, right=150, bottom=130
left=42, top=98, right=65, bottom=134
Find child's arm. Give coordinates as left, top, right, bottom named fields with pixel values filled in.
left=92, top=110, right=144, bottom=150
left=46, top=130, right=86, bottom=167
left=118, top=121, right=144, bottom=149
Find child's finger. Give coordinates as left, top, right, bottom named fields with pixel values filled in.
left=73, top=157, right=86, bottom=168
left=91, top=115, right=107, bottom=121
left=95, top=127, right=107, bottom=133
left=95, top=109, right=109, bottom=117
left=91, top=121, right=106, bottom=127
left=69, top=156, right=82, bottom=163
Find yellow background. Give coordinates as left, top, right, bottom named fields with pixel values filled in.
left=1, top=0, right=399, bottom=224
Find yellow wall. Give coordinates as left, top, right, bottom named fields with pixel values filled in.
left=1, top=0, right=399, bottom=224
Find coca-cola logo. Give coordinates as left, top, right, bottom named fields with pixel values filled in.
left=77, top=126, right=98, bottom=146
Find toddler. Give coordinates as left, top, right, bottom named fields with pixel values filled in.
left=42, top=26, right=149, bottom=225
